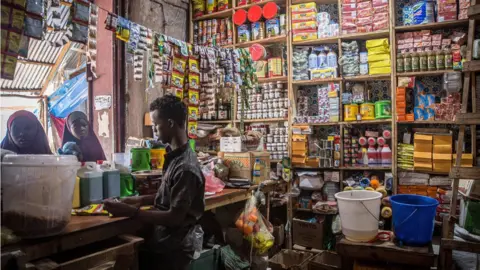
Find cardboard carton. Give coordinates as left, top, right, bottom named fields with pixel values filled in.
left=219, top=151, right=270, bottom=182
left=292, top=216, right=325, bottom=249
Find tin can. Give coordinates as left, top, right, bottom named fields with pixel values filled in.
left=251, top=21, right=265, bottom=40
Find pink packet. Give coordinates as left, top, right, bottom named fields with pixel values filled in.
left=372, top=0, right=388, bottom=7
left=357, top=24, right=373, bottom=33
left=357, top=16, right=373, bottom=26
left=342, top=3, right=357, bottom=11
left=357, top=1, right=372, bottom=9
left=373, top=4, right=388, bottom=13
left=357, top=7, right=373, bottom=18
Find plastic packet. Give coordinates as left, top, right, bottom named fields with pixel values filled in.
left=24, top=15, right=43, bottom=39
left=203, top=162, right=225, bottom=193
left=235, top=196, right=274, bottom=254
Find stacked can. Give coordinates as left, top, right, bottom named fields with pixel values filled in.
left=266, top=127, right=289, bottom=160
left=236, top=81, right=288, bottom=120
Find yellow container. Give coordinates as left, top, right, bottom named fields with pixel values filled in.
left=360, top=103, right=375, bottom=120
left=344, top=104, right=359, bottom=121
left=72, top=176, right=80, bottom=208
left=150, top=148, right=166, bottom=169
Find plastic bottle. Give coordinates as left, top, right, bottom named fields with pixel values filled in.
left=436, top=49, right=445, bottom=70
left=403, top=51, right=412, bottom=72
left=327, top=50, right=337, bottom=68
left=367, top=145, right=377, bottom=165
left=376, top=145, right=382, bottom=166
left=419, top=51, right=428, bottom=71
left=411, top=50, right=419, bottom=72
left=444, top=48, right=453, bottom=69
left=362, top=147, right=369, bottom=165
left=309, top=50, right=318, bottom=69
left=396, top=52, right=404, bottom=73
left=381, top=144, right=392, bottom=166
left=428, top=51, right=436, bottom=71
left=317, top=50, right=327, bottom=68
left=253, top=158, right=262, bottom=185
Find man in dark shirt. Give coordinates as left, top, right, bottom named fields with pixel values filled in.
left=104, top=95, right=205, bottom=270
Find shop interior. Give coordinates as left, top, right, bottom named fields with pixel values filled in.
left=1, top=0, right=480, bottom=269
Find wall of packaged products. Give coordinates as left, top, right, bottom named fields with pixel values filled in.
left=189, top=0, right=478, bottom=201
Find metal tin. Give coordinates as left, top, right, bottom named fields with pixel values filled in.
left=251, top=21, right=265, bottom=40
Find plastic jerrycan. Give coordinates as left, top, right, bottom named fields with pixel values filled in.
left=78, top=162, right=104, bottom=206
left=99, top=161, right=121, bottom=199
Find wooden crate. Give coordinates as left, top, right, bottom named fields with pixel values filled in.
left=31, top=235, right=143, bottom=270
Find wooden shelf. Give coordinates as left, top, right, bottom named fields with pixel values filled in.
left=395, top=20, right=469, bottom=32
left=236, top=35, right=287, bottom=48
left=397, top=70, right=456, bottom=77
left=293, top=165, right=341, bottom=170
left=342, top=119, right=392, bottom=125
left=236, top=118, right=288, bottom=123
left=397, top=120, right=457, bottom=125
left=341, top=166, right=392, bottom=171
left=340, top=30, right=390, bottom=40
left=293, top=122, right=341, bottom=126
left=198, top=120, right=232, bottom=124
left=292, top=77, right=342, bottom=85
left=398, top=169, right=449, bottom=176
left=292, top=36, right=339, bottom=45
left=344, top=74, right=391, bottom=81
left=258, top=76, right=288, bottom=83
left=292, top=0, right=337, bottom=4
left=193, top=9, right=233, bottom=21
left=463, top=60, right=480, bottom=72
left=235, top=0, right=284, bottom=10
left=469, top=4, right=480, bottom=20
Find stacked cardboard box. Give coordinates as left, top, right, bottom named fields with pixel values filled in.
left=414, top=133, right=433, bottom=172
left=398, top=185, right=437, bottom=198
left=396, top=87, right=406, bottom=121
left=433, top=134, right=453, bottom=173
left=291, top=2, right=318, bottom=42
left=452, top=153, right=474, bottom=167
left=292, top=134, right=308, bottom=165
left=437, top=0, right=457, bottom=22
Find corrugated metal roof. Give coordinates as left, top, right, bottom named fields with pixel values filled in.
left=0, top=1, right=85, bottom=94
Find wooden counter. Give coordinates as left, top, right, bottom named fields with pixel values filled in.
left=2, top=180, right=286, bottom=265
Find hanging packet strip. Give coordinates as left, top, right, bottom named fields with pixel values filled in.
left=128, top=22, right=140, bottom=52
left=23, top=14, right=43, bottom=39
left=70, top=23, right=88, bottom=44
left=25, top=0, right=44, bottom=16
left=87, top=3, right=98, bottom=78
left=105, top=12, right=118, bottom=31
left=116, top=16, right=130, bottom=42
left=72, top=0, right=90, bottom=24
left=1, top=54, right=18, bottom=80
left=188, top=89, right=199, bottom=105
left=187, top=121, right=197, bottom=138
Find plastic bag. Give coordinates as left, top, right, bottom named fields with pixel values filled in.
left=192, top=225, right=204, bottom=260
left=203, top=162, right=225, bottom=194
left=235, top=195, right=274, bottom=254
left=298, top=172, right=324, bottom=190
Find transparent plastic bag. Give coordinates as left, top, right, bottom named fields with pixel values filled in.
left=203, top=162, right=225, bottom=194
left=235, top=195, right=274, bottom=254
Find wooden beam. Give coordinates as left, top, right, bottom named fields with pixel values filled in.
left=455, top=112, right=480, bottom=125
left=0, top=88, right=42, bottom=93
left=449, top=167, right=480, bottom=179
left=463, top=60, right=480, bottom=72
left=68, top=67, right=86, bottom=79
left=17, top=59, right=55, bottom=66
left=468, top=4, right=480, bottom=20
left=70, top=47, right=86, bottom=54
left=40, top=42, right=71, bottom=95
left=0, top=94, right=44, bottom=99
left=442, top=239, right=480, bottom=253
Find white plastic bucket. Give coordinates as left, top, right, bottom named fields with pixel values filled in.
left=335, top=190, right=382, bottom=242
left=1, top=155, right=80, bottom=238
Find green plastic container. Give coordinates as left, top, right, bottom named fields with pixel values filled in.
left=374, top=100, right=392, bottom=119
left=189, top=139, right=196, bottom=152
left=120, top=173, right=136, bottom=197
left=131, top=148, right=151, bottom=172
left=189, top=247, right=221, bottom=270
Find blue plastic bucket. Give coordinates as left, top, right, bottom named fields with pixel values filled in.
left=390, top=194, right=439, bottom=246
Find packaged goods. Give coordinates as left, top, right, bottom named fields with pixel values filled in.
left=265, top=18, right=280, bottom=37
left=237, top=24, right=250, bottom=43
left=291, top=2, right=317, bottom=13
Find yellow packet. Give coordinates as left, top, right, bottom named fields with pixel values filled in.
left=189, top=58, right=200, bottom=74
left=11, top=9, right=25, bottom=31
left=291, top=2, right=317, bottom=13
left=189, top=90, right=200, bottom=106
left=1, top=6, right=10, bottom=26
left=367, top=53, right=390, bottom=62
left=173, top=56, right=187, bottom=73
left=366, top=38, right=389, bottom=49
left=188, top=106, right=199, bottom=121
left=189, top=73, right=200, bottom=89
left=171, top=72, right=184, bottom=88
left=1, top=30, right=7, bottom=51
left=369, top=66, right=391, bottom=75
left=72, top=204, right=108, bottom=216
left=8, top=32, right=21, bottom=54
left=369, top=59, right=391, bottom=68
left=188, top=121, right=198, bottom=138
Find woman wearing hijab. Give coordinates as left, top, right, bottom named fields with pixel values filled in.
left=1, top=110, right=52, bottom=154
left=61, top=111, right=106, bottom=162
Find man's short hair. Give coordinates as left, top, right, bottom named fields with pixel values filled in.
left=149, top=95, right=187, bottom=126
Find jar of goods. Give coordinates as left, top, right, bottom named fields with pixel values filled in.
left=396, top=52, right=404, bottom=72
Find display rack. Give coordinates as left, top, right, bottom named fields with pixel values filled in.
left=189, top=0, right=476, bottom=245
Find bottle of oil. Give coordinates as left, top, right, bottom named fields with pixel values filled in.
left=253, top=158, right=262, bottom=184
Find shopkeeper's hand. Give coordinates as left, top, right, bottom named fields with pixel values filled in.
left=121, top=196, right=143, bottom=207
left=104, top=199, right=137, bottom=217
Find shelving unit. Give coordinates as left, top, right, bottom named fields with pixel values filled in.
left=189, top=0, right=476, bottom=249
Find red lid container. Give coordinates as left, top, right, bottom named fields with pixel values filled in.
left=248, top=5, right=263, bottom=22
left=233, top=9, right=248, bottom=26
left=249, top=44, right=267, bottom=61
left=263, top=2, right=279, bottom=20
